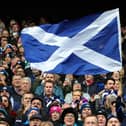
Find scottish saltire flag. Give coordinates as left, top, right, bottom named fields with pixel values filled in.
left=21, top=8, right=122, bottom=75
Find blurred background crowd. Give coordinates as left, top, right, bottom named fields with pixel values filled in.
left=0, top=7, right=126, bottom=126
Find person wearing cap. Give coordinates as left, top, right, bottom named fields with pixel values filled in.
left=20, top=107, right=41, bottom=126
left=0, top=86, right=10, bottom=97
left=106, top=115, right=121, bottom=126
left=29, top=114, right=42, bottom=126
left=0, top=86, right=15, bottom=111
left=0, top=87, right=12, bottom=98
left=0, top=70, right=8, bottom=86
left=0, top=108, right=8, bottom=118
left=30, top=96, right=49, bottom=121
left=0, top=121, right=10, bottom=126
left=0, top=108, right=13, bottom=126
left=3, top=44, right=14, bottom=55
left=0, top=117, right=12, bottom=126
left=49, top=105, right=62, bottom=126
left=79, top=103, right=92, bottom=124
left=26, top=107, right=40, bottom=120
left=61, top=107, right=78, bottom=126
left=96, top=109, right=107, bottom=126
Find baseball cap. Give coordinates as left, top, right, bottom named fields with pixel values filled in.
left=80, top=103, right=91, bottom=113
left=0, top=86, right=10, bottom=93
left=0, top=117, right=12, bottom=126
left=96, top=109, right=107, bottom=118
left=0, top=108, right=8, bottom=117
left=0, top=70, right=8, bottom=78
left=29, top=114, right=42, bottom=121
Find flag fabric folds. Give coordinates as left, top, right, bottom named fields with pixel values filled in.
left=21, top=8, right=122, bottom=75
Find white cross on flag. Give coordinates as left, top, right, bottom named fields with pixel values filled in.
left=21, top=8, right=122, bottom=75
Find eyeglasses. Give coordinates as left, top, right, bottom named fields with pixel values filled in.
left=65, top=114, right=75, bottom=118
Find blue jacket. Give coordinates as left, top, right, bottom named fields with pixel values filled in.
left=35, top=83, right=64, bottom=99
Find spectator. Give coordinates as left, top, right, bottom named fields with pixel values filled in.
left=20, top=77, right=32, bottom=94
left=35, top=73, right=64, bottom=99
left=0, top=19, right=6, bottom=33
left=29, top=114, right=42, bottom=126
left=0, top=95, right=17, bottom=125
left=22, top=107, right=41, bottom=126
left=106, top=115, right=121, bottom=126
left=98, top=78, right=117, bottom=106
left=95, top=108, right=107, bottom=126
left=40, top=121, right=54, bottom=126
left=0, top=117, right=12, bottom=126
left=80, top=74, right=98, bottom=97
left=61, top=107, right=78, bottom=126
left=65, top=81, right=90, bottom=104
left=0, top=36, right=8, bottom=50
left=0, top=108, right=8, bottom=118
left=10, top=75, right=22, bottom=111
left=84, top=115, right=98, bottom=126
left=79, top=103, right=92, bottom=125
left=49, top=104, right=62, bottom=126
left=0, top=70, right=8, bottom=86
left=114, top=80, right=122, bottom=97
left=30, top=97, right=49, bottom=121
left=0, top=86, right=14, bottom=108
left=17, top=92, right=34, bottom=117
left=15, top=92, right=34, bottom=126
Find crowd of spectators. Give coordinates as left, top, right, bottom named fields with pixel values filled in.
left=0, top=15, right=126, bottom=126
